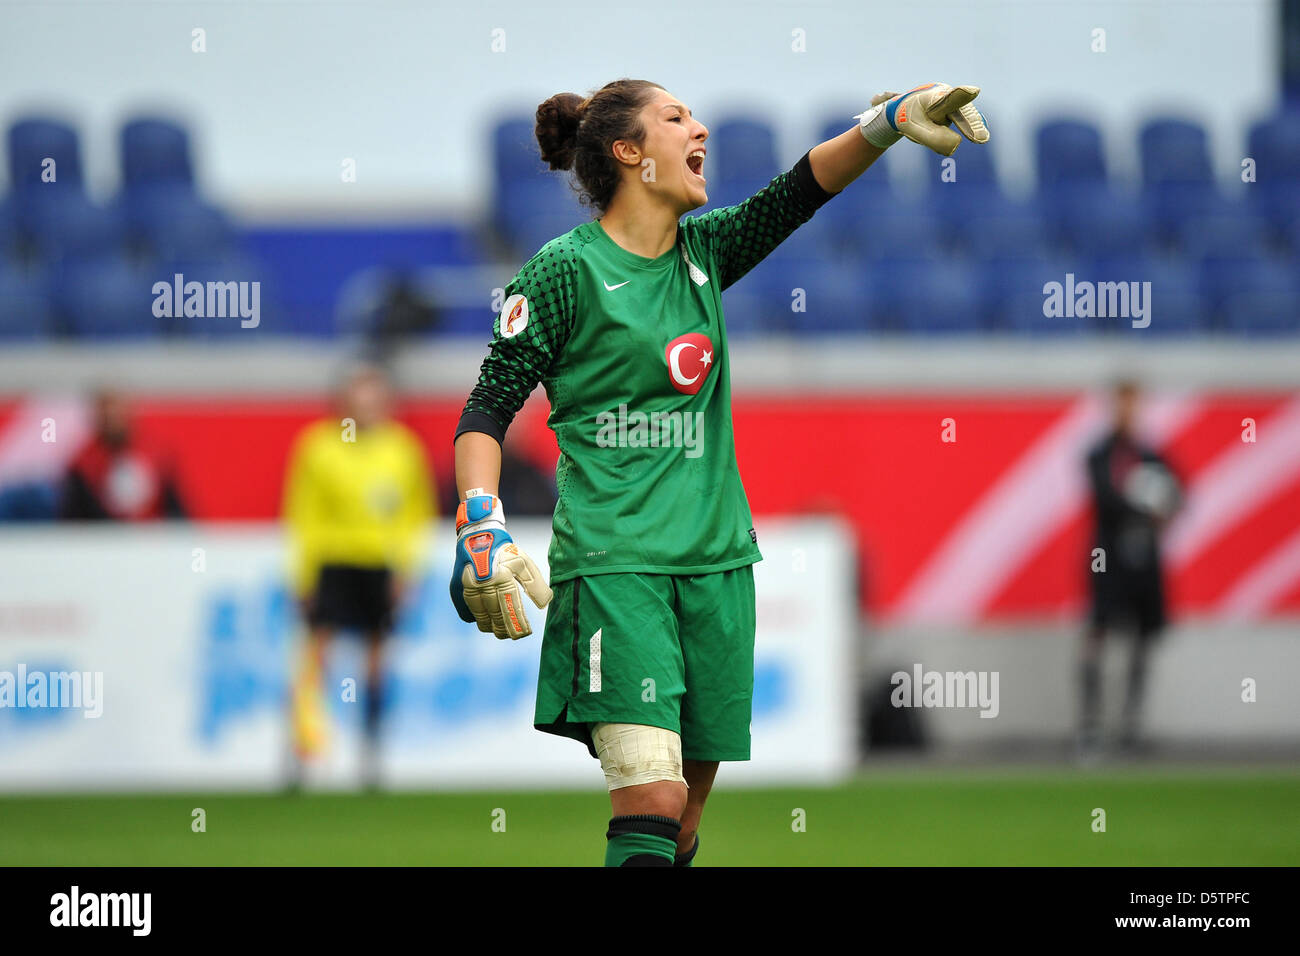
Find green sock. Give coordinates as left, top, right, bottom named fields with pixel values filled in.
left=604, top=815, right=680, bottom=867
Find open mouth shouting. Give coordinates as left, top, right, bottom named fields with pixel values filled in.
left=686, top=147, right=706, bottom=183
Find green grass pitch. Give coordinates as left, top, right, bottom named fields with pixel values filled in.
left=2, top=768, right=1297, bottom=866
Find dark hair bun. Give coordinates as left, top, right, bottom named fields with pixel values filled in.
left=535, top=92, right=585, bottom=171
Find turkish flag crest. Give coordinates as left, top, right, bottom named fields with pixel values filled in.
left=664, top=333, right=715, bottom=395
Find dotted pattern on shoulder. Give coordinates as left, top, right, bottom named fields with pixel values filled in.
left=681, top=168, right=819, bottom=292
left=461, top=227, right=592, bottom=435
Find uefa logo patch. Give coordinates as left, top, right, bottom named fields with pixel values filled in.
left=664, top=332, right=714, bottom=395
left=500, top=294, right=529, bottom=338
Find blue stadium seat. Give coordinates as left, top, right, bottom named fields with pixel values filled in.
left=817, top=116, right=862, bottom=147
left=893, top=260, right=985, bottom=334
left=1197, top=253, right=1295, bottom=317
left=1140, top=119, right=1213, bottom=190
left=731, top=153, right=932, bottom=263
left=1221, top=291, right=1300, bottom=336
left=871, top=254, right=989, bottom=333
left=0, top=198, right=21, bottom=261
left=1139, top=119, right=1220, bottom=237
left=0, top=260, right=54, bottom=338
left=503, top=175, right=581, bottom=223
left=753, top=256, right=874, bottom=333
left=492, top=117, right=546, bottom=189
left=1247, top=109, right=1300, bottom=234
left=795, top=197, right=941, bottom=265
left=492, top=115, right=590, bottom=237
left=162, top=254, right=275, bottom=337
left=512, top=210, right=586, bottom=261
left=1248, top=109, right=1300, bottom=181
left=1178, top=212, right=1271, bottom=260
left=851, top=201, right=943, bottom=260
left=710, top=118, right=778, bottom=185
left=13, top=191, right=122, bottom=261
left=1036, top=119, right=1107, bottom=189
left=498, top=179, right=584, bottom=255
left=982, top=252, right=1083, bottom=334
left=1043, top=181, right=1137, bottom=245
left=56, top=254, right=166, bottom=338
left=121, top=186, right=235, bottom=260
left=796, top=187, right=888, bottom=264
left=1061, top=199, right=1149, bottom=259
left=802, top=121, right=904, bottom=257
left=926, top=132, right=999, bottom=189
left=704, top=173, right=778, bottom=214
left=6, top=117, right=117, bottom=261
left=780, top=206, right=853, bottom=265
left=1035, top=121, right=1119, bottom=250
left=492, top=117, right=558, bottom=233
left=721, top=255, right=791, bottom=334
left=120, top=117, right=195, bottom=195
left=720, top=255, right=869, bottom=334
left=7, top=117, right=83, bottom=191
left=1285, top=216, right=1300, bottom=257
left=719, top=283, right=771, bottom=336
left=1135, top=287, right=1209, bottom=335
left=923, top=134, right=1002, bottom=243
left=1256, top=180, right=1300, bottom=242
left=764, top=219, right=838, bottom=263
left=963, top=200, right=1051, bottom=259
left=1089, top=256, right=1207, bottom=335
left=818, top=117, right=897, bottom=220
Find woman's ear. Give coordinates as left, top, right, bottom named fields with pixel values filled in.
left=609, top=138, right=642, bottom=169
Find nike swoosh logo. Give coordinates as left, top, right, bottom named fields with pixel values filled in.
left=603, top=280, right=631, bottom=291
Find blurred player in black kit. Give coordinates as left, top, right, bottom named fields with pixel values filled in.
left=1078, top=379, right=1183, bottom=757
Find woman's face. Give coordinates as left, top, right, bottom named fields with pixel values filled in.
left=630, top=87, right=710, bottom=213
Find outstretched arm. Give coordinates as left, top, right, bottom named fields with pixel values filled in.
left=814, top=83, right=989, bottom=192
left=685, top=82, right=989, bottom=289
left=808, top=128, right=887, bottom=194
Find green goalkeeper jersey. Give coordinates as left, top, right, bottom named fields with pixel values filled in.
left=456, top=152, right=836, bottom=583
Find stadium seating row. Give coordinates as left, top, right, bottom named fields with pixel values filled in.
left=2, top=241, right=1289, bottom=338
left=489, top=109, right=1299, bottom=336
left=0, top=110, right=1296, bottom=338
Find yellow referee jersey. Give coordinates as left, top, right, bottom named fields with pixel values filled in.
left=282, top=418, right=435, bottom=597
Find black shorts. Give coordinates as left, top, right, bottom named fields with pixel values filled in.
left=1089, top=570, right=1166, bottom=637
left=308, top=564, right=394, bottom=633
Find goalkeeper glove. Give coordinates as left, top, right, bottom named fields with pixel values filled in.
left=857, top=83, right=989, bottom=157
left=450, top=490, right=552, bottom=640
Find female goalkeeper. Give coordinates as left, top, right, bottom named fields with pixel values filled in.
left=451, top=78, right=987, bottom=866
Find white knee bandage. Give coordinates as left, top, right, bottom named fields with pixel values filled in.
left=591, top=722, right=687, bottom=791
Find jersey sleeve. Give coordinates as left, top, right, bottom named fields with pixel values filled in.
left=455, top=241, right=581, bottom=443
left=682, top=150, right=838, bottom=291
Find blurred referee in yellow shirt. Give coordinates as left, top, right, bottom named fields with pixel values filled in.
left=283, top=362, right=434, bottom=788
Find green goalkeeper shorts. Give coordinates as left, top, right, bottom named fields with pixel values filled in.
left=534, top=565, right=757, bottom=762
